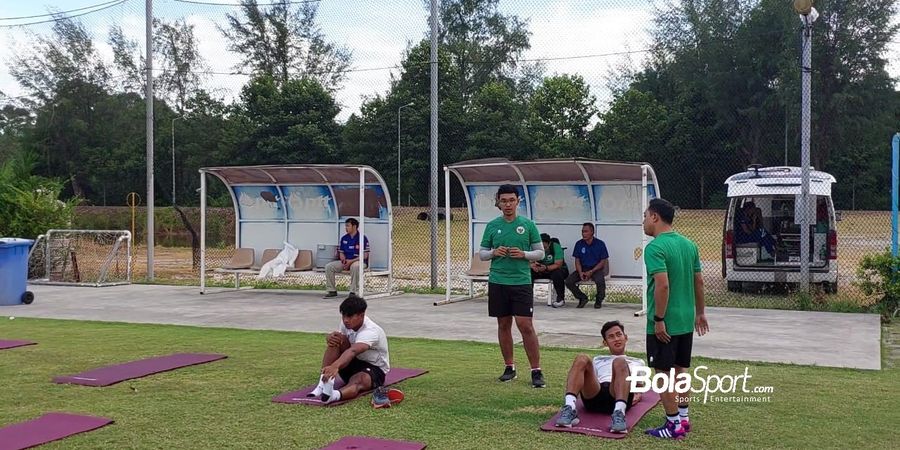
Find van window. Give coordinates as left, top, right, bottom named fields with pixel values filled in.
left=729, top=195, right=829, bottom=268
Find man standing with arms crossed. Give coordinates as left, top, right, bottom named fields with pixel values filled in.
left=641, top=198, right=709, bottom=440
left=480, top=184, right=547, bottom=387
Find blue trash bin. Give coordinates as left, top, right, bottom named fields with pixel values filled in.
left=0, top=238, right=34, bottom=306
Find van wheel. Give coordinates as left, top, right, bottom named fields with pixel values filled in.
left=727, top=281, right=741, bottom=293
left=821, top=282, right=837, bottom=294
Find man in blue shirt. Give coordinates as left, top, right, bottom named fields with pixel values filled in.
left=324, top=218, right=370, bottom=298
left=565, top=222, right=609, bottom=309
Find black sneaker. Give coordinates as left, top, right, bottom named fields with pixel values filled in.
left=498, top=365, right=516, bottom=382
left=531, top=369, right=546, bottom=388
left=323, top=291, right=338, bottom=298
left=576, top=298, right=589, bottom=308
left=594, top=299, right=603, bottom=309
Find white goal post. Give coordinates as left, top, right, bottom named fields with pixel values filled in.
left=28, top=230, right=132, bottom=287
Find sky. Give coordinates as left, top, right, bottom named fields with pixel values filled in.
left=0, top=0, right=897, bottom=122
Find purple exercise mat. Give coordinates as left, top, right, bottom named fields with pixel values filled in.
left=320, top=436, right=427, bottom=450
left=0, top=340, right=36, bottom=350
left=272, top=368, right=428, bottom=405
left=540, top=391, right=661, bottom=439
left=0, top=413, right=113, bottom=450
left=53, top=353, right=227, bottom=387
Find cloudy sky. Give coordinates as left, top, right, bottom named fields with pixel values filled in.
left=0, top=0, right=896, bottom=122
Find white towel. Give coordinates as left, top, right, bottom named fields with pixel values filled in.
left=257, top=242, right=300, bottom=279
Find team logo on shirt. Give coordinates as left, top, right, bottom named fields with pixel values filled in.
left=581, top=247, right=586, bottom=254
left=516, top=226, right=525, bottom=234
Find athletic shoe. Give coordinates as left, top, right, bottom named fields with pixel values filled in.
left=531, top=369, right=546, bottom=388
left=593, top=298, right=603, bottom=309
left=554, top=405, right=580, bottom=427
left=645, top=420, right=685, bottom=440
left=576, top=298, right=589, bottom=308
left=323, top=291, right=338, bottom=298
left=498, top=365, right=517, bottom=382
left=372, top=386, right=391, bottom=409
left=551, top=298, right=565, bottom=308
left=681, top=418, right=691, bottom=433
left=609, top=410, right=627, bottom=433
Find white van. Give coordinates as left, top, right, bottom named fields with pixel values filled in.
left=722, top=166, right=838, bottom=293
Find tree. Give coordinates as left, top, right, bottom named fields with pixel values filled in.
left=525, top=74, right=596, bottom=158
left=437, top=0, right=531, bottom=106
left=153, top=18, right=208, bottom=112
left=221, top=0, right=351, bottom=91
left=236, top=75, right=341, bottom=165
left=10, top=15, right=111, bottom=105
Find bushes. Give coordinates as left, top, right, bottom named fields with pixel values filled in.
left=0, top=154, right=76, bottom=239
left=855, top=250, right=900, bottom=323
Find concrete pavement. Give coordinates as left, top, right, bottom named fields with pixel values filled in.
left=3, top=284, right=882, bottom=370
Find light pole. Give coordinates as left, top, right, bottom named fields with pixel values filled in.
left=794, top=0, right=818, bottom=293
left=397, top=101, right=414, bottom=207
left=172, top=115, right=185, bottom=205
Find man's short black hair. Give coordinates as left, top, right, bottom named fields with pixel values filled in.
left=345, top=218, right=359, bottom=227
left=496, top=184, right=518, bottom=199
left=339, top=295, right=367, bottom=316
left=582, top=222, right=595, bottom=232
left=601, top=320, right=625, bottom=340
left=647, top=198, right=676, bottom=225
left=540, top=233, right=551, bottom=243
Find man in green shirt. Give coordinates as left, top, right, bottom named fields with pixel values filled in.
left=531, top=233, right=568, bottom=307
left=480, top=184, right=547, bottom=388
left=642, top=198, right=709, bottom=440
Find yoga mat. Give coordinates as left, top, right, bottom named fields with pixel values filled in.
left=320, top=436, right=427, bottom=450
left=0, top=340, right=36, bottom=350
left=0, top=413, right=113, bottom=450
left=272, top=368, right=427, bottom=405
left=53, top=353, right=227, bottom=387
left=540, top=391, right=661, bottom=439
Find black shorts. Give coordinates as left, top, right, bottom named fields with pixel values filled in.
left=646, top=332, right=693, bottom=370
left=338, top=358, right=386, bottom=388
left=582, top=382, right=634, bottom=414
left=488, top=283, right=534, bottom=317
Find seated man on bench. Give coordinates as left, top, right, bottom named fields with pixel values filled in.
left=565, top=222, right=609, bottom=309
left=324, top=218, right=370, bottom=298
left=531, top=233, right=569, bottom=308
left=307, top=295, right=393, bottom=408
left=554, top=320, right=648, bottom=433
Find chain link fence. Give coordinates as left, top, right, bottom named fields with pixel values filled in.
left=4, top=0, right=897, bottom=312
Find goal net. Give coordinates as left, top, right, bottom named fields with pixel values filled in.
left=28, top=230, right=132, bottom=287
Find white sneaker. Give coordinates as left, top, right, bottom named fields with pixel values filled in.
left=551, top=299, right=565, bottom=308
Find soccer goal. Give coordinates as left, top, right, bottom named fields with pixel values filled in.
left=28, top=230, right=132, bottom=287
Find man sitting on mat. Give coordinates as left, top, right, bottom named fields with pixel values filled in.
left=307, top=295, right=393, bottom=408
left=555, top=320, right=648, bottom=433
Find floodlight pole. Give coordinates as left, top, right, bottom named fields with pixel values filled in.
left=145, top=0, right=155, bottom=281
left=798, top=7, right=816, bottom=293
left=429, top=0, right=439, bottom=288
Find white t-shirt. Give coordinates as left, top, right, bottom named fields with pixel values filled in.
left=339, top=316, right=390, bottom=374
left=592, top=355, right=647, bottom=384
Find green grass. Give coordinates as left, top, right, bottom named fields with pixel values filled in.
left=2, top=318, right=898, bottom=449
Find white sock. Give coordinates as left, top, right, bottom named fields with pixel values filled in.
left=307, top=379, right=326, bottom=397
left=320, top=377, right=335, bottom=400
left=324, top=389, right=342, bottom=404
left=564, top=394, right=577, bottom=409
left=667, top=413, right=680, bottom=425
left=614, top=400, right=627, bottom=414
left=678, top=405, right=689, bottom=421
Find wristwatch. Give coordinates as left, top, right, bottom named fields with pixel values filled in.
left=653, top=315, right=665, bottom=322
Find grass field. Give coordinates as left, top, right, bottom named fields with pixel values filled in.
left=2, top=318, right=898, bottom=449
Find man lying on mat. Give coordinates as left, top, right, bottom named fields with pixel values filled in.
left=555, top=320, right=648, bottom=433
left=307, top=295, right=393, bottom=408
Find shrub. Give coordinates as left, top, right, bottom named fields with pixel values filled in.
left=855, top=250, right=900, bottom=323
left=0, top=154, right=76, bottom=239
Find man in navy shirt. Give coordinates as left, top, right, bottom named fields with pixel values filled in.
left=565, top=222, right=609, bottom=309
left=324, top=218, right=370, bottom=298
